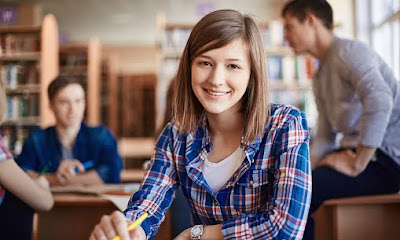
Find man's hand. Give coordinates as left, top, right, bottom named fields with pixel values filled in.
left=318, top=150, right=364, bottom=177
left=56, top=160, right=85, bottom=184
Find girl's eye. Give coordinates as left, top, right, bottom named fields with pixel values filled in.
left=228, top=64, right=240, bottom=69
left=199, top=61, right=211, bottom=66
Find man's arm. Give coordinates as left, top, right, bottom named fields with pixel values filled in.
left=92, top=128, right=122, bottom=184
left=319, top=145, right=376, bottom=177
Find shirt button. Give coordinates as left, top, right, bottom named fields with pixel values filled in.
left=249, top=180, right=254, bottom=185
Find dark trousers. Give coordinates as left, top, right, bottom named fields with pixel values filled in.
left=0, top=191, right=34, bottom=240
left=170, top=187, right=192, bottom=238
left=303, top=149, right=400, bottom=240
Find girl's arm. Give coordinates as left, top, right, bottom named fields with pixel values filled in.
left=0, top=160, right=54, bottom=211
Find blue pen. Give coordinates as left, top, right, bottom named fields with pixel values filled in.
left=74, top=160, right=95, bottom=174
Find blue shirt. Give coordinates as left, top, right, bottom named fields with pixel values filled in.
left=17, top=122, right=122, bottom=183
left=125, top=104, right=311, bottom=239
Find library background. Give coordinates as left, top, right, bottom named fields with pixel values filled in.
left=0, top=0, right=399, bottom=239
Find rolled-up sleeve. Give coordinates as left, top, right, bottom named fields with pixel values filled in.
left=124, top=126, right=177, bottom=239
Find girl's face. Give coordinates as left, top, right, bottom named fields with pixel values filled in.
left=191, top=38, right=251, bottom=117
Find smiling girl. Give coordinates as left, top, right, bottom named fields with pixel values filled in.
left=90, top=9, right=311, bottom=240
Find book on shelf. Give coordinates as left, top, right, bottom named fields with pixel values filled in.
left=0, top=32, right=39, bottom=54
left=282, top=56, right=295, bottom=84
left=6, top=94, right=39, bottom=119
left=1, top=62, right=39, bottom=87
left=262, top=20, right=286, bottom=48
left=1, top=125, right=35, bottom=156
left=163, top=26, right=191, bottom=52
left=267, top=55, right=283, bottom=82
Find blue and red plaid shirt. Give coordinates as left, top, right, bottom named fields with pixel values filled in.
left=125, top=104, right=311, bottom=239
left=0, top=136, right=14, bottom=206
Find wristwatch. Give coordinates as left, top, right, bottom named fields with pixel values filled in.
left=190, top=224, right=204, bottom=240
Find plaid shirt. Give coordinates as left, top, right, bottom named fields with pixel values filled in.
left=0, top=136, right=14, bottom=206
left=125, top=104, right=311, bottom=239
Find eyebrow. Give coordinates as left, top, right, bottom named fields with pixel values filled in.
left=197, top=54, right=245, bottom=62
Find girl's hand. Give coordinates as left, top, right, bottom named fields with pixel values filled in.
left=89, top=211, right=146, bottom=240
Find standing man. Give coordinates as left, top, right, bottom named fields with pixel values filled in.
left=17, top=76, right=122, bottom=185
left=282, top=0, right=400, bottom=239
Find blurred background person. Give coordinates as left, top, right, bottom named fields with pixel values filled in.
left=17, top=75, right=122, bottom=185
left=282, top=1, right=400, bottom=239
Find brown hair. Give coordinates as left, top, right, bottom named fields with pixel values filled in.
left=48, top=75, right=85, bottom=102
left=172, top=9, right=269, bottom=143
left=282, top=0, right=333, bottom=30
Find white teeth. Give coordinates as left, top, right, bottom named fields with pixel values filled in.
left=206, top=90, right=227, bottom=96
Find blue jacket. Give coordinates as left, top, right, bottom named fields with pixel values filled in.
left=17, top=122, right=122, bottom=183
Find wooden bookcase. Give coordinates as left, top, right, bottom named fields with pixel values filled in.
left=100, top=55, right=119, bottom=135
left=0, top=14, right=59, bottom=155
left=110, top=73, right=157, bottom=168
left=156, top=16, right=318, bottom=129
left=118, top=73, right=156, bottom=138
left=59, top=37, right=102, bottom=126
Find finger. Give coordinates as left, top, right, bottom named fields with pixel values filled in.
left=56, top=173, right=68, bottom=184
left=111, top=211, right=130, bottom=240
left=91, top=224, right=108, bottom=240
left=130, top=228, right=141, bottom=240
left=319, top=159, right=334, bottom=169
left=71, top=160, right=85, bottom=172
left=99, top=215, right=118, bottom=239
left=60, top=165, right=76, bottom=178
left=345, top=149, right=356, bottom=157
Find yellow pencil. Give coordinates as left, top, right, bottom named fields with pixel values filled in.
left=112, top=212, right=149, bottom=240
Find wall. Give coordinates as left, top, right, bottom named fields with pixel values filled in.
left=328, top=0, right=355, bottom=38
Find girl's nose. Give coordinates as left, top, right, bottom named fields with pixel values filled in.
left=209, top=65, right=224, bottom=86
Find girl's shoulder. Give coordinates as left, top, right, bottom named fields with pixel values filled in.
left=266, top=103, right=308, bottom=132
left=269, top=103, right=305, bottom=120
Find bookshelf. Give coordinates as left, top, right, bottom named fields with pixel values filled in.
left=0, top=14, right=59, bottom=155
left=59, top=37, right=102, bottom=126
left=261, top=20, right=318, bottom=129
left=100, top=55, right=119, bottom=135
left=156, top=17, right=318, bottom=130
left=156, top=13, right=193, bottom=130
left=109, top=73, right=157, bottom=168
left=119, top=73, right=157, bottom=138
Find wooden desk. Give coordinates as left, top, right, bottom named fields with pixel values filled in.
left=36, top=193, right=171, bottom=240
left=314, top=193, right=400, bottom=240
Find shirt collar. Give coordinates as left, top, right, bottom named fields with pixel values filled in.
left=191, top=112, right=262, bottom=165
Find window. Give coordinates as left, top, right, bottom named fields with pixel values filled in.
left=356, top=0, right=400, bottom=80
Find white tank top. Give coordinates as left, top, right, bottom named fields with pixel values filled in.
left=202, top=147, right=245, bottom=193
